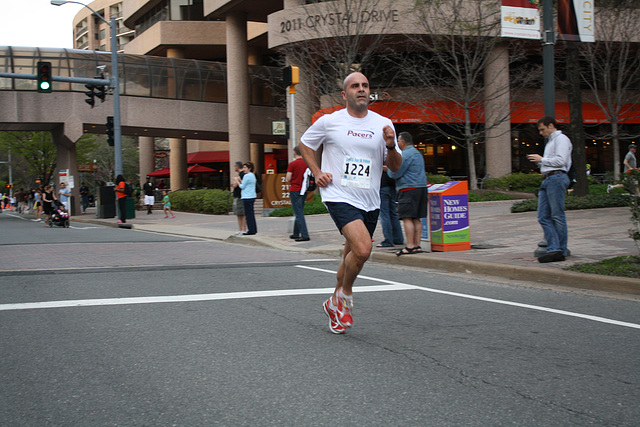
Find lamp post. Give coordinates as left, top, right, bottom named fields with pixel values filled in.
left=51, top=0, right=123, bottom=178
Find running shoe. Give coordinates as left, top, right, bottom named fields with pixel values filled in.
left=335, top=293, right=354, bottom=328
left=322, top=298, right=346, bottom=334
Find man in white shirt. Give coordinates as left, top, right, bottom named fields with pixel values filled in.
left=58, top=182, right=70, bottom=212
left=300, top=72, right=401, bottom=334
left=528, top=116, right=573, bottom=263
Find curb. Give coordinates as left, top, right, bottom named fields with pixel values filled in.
left=69, top=215, right=640, bottom=296
left=371, top=252, right=640, bottom=295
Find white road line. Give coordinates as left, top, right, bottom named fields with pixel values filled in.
left=298, top=265, right=640, bottom=330
left=0, top=284, right=415, bottom=312
left=2, top=264, right=638, bottom=331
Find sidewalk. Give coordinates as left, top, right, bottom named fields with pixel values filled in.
left=70, top=201, right=640, bottom=295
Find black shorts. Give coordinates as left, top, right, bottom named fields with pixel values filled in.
left=397, top=187, right=428, bottom=219
left=325, top=202, right=379, bottom=237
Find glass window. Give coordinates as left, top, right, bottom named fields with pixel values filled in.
left=201, top=62, right=226, bottom=102
left=120, top=54, right=150, bottom=97
left=174, top=59, right=201, bottom=100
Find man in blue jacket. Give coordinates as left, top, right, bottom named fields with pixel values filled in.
left=388, top=132, right=428, bottom=255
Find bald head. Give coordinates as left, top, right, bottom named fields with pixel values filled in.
left=343, top=72, right=367, bottom=91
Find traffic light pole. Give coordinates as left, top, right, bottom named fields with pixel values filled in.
left=50, top=0, right=122, bottom=177
left=109, top=16, right=123, bottom=177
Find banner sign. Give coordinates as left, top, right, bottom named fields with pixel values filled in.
left=557, top=0, right=595, bottom=42
left=501, top=0, right=540, bottom=40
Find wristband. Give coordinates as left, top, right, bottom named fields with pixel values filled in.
left=386, top=145, right=396, bottom=150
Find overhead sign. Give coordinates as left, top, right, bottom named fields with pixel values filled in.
left=501, top=0, right=540, bottom=40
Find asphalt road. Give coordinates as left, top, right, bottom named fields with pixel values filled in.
left=1, top=212, right=639, bottom=426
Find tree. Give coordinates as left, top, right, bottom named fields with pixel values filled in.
left=273, top=0, right=407, bottom=132
left=404, top=0, right=541, bottom=189
left=0, top=131, right=57, bottom=188
left=580, top=0, right=640, bottom=181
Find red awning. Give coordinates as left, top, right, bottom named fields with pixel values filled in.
left=147, top=167, right=171, bottom=178
left=312, top=101, right=640, bottom=124
left=187, top=151, right=230, bottom=164
left=187, top=164, right=217, bottom=174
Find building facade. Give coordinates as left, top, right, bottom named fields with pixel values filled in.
left=74, top=0, right=640, bottom=188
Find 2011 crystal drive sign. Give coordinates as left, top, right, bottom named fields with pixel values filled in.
left=428, top=181, right=471, bottom=252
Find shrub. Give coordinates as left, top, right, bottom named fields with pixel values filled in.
left=269, top=192, right=328, bottom=217
left=511, top=193, right=631, bottom=213
left=484, top=173, right=543, bottom=191
left=426, top=173, right=450, bottom=184
left=169, top=189, right=232, bottom=214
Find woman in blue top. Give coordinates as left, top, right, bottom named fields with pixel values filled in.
left=233, top=161, right=258, bottom=235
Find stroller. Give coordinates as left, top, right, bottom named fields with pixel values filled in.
left=48, top=200, right=70, bottom=228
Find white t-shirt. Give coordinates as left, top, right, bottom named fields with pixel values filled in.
left=300, top=108, right=397, bottom=211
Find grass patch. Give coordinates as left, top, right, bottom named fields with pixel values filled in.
left=565, top=256, right=640, bottom=279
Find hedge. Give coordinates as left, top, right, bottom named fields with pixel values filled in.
left=167, top=189, right=232, bottom=214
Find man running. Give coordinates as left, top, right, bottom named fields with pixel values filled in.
left=300, top=72, right=401, bottom=334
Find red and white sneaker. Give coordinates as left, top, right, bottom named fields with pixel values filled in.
left=322, top=298, right=346, bottom=334
left=336, top=292, right=353, bottom=328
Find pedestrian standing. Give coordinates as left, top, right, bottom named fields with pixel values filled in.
left=388, top=132, right=428, bottom=255
left=286, top=145, right=310, bottom=241
left=528, top=116, right=573, bottom=263
left=231, top=161, right=247, bottom=235
left=235, top=162, right=258, bottom=235
left=79, top=182, right=90, bottom=214
left=377, top=163, right=404, bottom=248
left=114, top=175, right=128, bottom=224
left=300, top=71, right=401, bottom=334
left=58, top=182, right=70, bottom=212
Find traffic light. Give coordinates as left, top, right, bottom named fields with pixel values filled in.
left=85, top=84, right=96, bottom=108
left=282, top=65, right=299, bottom=87
left=37, top=61, right=52, bottom=93
left=5, top=184, right=11, bottom=190
left=106, top=116, right=114, bottom=146
left=95, top=74, right=106, bottom=103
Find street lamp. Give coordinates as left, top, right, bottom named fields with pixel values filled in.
left=51, top=0, right=123, bottom=178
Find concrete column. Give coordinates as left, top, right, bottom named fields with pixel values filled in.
left=169, top=138, right=188, bottom=191
left=226, top=12, right=251, bottom=170
left=484, top=44, right=512, bottom=178
left=139, top=136, right=155, bottom=185
left=51, top=127, right=80, bottom=216
left=251, top=143, right=264, bottom=176
left=166, top=48, right=188, bottom=191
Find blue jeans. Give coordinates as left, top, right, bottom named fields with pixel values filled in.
left=537, top=173, right=570, bottom=254
left=243, top=198, right=257, bottom=234
left=379, top=186, right=404, bottom=246
left=290, top=191, right=309, bottom=238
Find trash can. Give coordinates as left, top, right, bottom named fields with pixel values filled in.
left=96, top=185, right=116, bottom=218
left=126, top=197, right=136, bottom=219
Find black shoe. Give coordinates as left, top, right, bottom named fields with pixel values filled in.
left=243, top=232, right=256, bottom=235
left=295, top=236, right=310, bottom=242
left=538, top=251, right=565, bottom=263
left=290, top=234, right=300, bottom=239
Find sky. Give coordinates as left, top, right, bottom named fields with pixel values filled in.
left=0, top=0, right=87, bottom=49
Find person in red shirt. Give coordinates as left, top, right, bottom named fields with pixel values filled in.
left=286, top=145, right=310, bottom=241
left=114, top=174, right=128, bottom=224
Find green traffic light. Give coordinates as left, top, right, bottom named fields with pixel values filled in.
left=40, top=82, right=51, bottom=91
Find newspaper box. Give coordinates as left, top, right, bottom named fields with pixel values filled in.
left=429, top=181, right=471, bottom=252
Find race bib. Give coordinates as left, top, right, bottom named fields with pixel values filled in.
left=342, top=156, right=372, bottom=189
